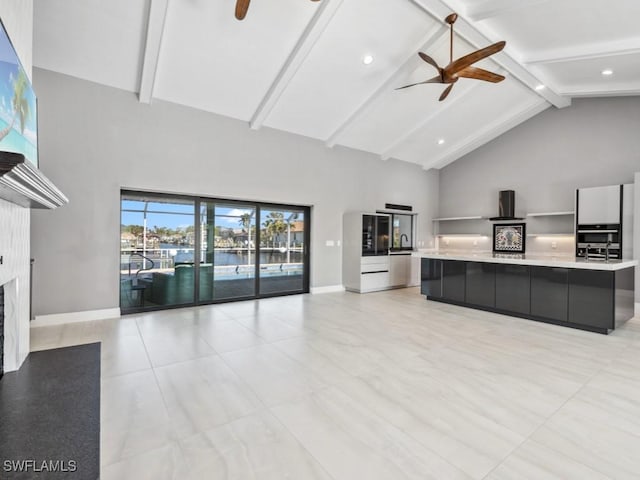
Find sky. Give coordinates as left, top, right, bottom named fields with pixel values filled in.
left=121, top=199, right=304, bottom=231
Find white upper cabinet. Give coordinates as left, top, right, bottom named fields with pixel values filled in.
left=577, top=185, right=621, bottom=225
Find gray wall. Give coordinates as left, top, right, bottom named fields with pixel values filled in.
left=636, top=172, right=640, bottom=306
left=31, top=68, right=439, bottom=316
left=0, top=0, right=33, bottom=371
left=439, top=96, right=640, bottom=300
left=439, top=97, right=640, bottom=216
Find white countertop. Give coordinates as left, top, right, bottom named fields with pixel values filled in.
left=411, top=250, right=638, bottom=271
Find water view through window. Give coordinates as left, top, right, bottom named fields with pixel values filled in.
left=120, top=191, right=310, bottom=313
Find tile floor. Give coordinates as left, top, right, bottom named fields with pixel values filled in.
left=30, top=288, right=640, bottom=479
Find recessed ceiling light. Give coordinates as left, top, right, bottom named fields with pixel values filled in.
left=601, top=69, right=613, bottom=76
left=535, top=84, right=546, bottom=91
left=362, top=55, right=374, bottom=65
left=437, top=139, right=445, bottom=145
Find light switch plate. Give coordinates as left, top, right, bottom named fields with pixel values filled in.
left=325, top=240, right=335, bottom=247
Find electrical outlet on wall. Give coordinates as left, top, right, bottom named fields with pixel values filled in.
left=551, top=241, right=557, bottom=249
left=473, top=239, right=478, bottom=246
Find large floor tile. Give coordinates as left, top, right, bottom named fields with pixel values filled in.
left=530, top=386, right=640, bottom=480
left=179, top=411, right=333, bottom=480
left=101, top=442, right=187, bottom=480
left=196, top=319, right=264, bottom=353
left=486, top=439, right=612, bottom=480
left=154, top=355, right=262, bottom=438
left=139, top=326, right=216, bottom=367
left=331, top=370, right=524, bottom=479
left=271, top=387, right=471, bottom=480
left=221, top=344, right=328, bottom=407
left=26, top=288, right=640, bottom=480
left=29, top=324, right=64, bottom=351
left=101, top=370, right=173, bottom=466
left=100, top=334, right=152, bottom=378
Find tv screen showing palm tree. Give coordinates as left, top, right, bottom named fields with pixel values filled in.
left=0, top=20, right=37, bottom=167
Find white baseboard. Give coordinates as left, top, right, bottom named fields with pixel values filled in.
left=31, top=307, right=121, bottom=327
left=310, top=285, right=345, bottom=294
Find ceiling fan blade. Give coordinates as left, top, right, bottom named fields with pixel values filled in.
left=457, top=66, right=505, bottom=83
left=446, top=41, right=506, bottom=75
left=395, top=75, right=444, bottom=90
left=439, top=83, right=454, bottom=101
left=235, top=0, right=250, bottom=20
left=418, top=52, right=441, bottom=71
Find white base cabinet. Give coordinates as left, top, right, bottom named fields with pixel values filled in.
left=343, top=212, right=415, bottom=293
left=360, top=256, right=391, bottom=292
left=389, top=254, right=410, bottom=287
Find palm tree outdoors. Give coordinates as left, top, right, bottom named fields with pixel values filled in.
left=263, top=212, right=287, bottom=247
left=238, top=212, right=254, bottom=266
left=262, top=211, right=289, bottom=263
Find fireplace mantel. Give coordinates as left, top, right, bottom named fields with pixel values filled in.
left=0, top=151, right=68, bottom=209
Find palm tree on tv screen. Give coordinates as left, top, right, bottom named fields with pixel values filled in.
left=0, top=70, right=30, bottom=142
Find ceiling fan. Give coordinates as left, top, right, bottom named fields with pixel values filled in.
left=235, top=0, right=321, bottom=20
left=397, top=13, right=506, bottom=101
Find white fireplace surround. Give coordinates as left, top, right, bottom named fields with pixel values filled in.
left=1, top=278, right=19, bottom=372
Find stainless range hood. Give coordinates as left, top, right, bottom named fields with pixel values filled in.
left=0, top=151, right=68, bottom=209
left=489, top=190, right=524, bottom=221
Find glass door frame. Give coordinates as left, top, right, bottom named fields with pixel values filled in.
left=120, top=189, right=311, bottom=314
left=255, top=203, right=311, bottom=298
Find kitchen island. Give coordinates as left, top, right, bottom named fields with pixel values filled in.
left=412, top=251, right=637, bottom=334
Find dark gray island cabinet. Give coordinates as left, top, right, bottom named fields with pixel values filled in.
left=418, top=254, right=637, bottom=334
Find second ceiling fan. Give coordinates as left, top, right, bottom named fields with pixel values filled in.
left=397, top=13, right=506, bottom=101
left=235, top=0, right=321, bottom=20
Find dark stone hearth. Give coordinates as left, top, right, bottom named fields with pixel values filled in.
left=0, top=343, right=101, bottom=479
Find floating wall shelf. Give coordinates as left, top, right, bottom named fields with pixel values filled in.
left=437, top=233, right=488, bottom=238
left=433, top=216, right=486, bottom=221
left=526, top=211, right=575, bottom=217
left=527, top=233, right=575, bottom=237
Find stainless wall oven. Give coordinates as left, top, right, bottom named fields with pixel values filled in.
left=576, top=224, right=621, bottom=259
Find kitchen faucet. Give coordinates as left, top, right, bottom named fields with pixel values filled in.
left=585, top=244, right=590, bottom=261
left=605, top=241, right=611, bottom=262
left=400, top=233, right=409, bottom=247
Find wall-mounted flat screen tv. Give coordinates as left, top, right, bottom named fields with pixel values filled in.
left=0, top=19, right=37, bottom=167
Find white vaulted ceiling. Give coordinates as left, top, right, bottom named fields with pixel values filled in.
left=32, top=0, right=640, bottom=170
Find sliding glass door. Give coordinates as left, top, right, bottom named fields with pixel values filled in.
left=120, top=191, right=310, bottom=313
left=120, top=193, right=196, bottom=311
left=199, top=202, right=257, bottom=302
left=258, top=206, right=308, bottom=295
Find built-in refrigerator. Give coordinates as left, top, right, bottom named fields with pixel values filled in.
left=362, top=214, right=390, bottom=256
